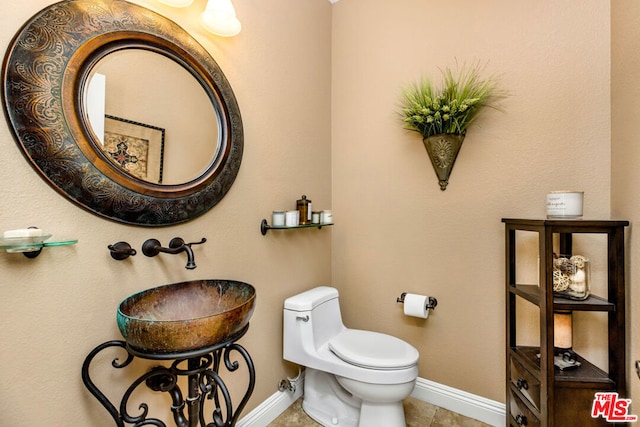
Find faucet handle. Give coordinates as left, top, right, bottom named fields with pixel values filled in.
left=108, top=241, right=137, bottom=260
left=169, top=237, right=207, bottom=249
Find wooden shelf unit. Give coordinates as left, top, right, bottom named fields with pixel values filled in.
left=503, top=218, right=629, bottom=427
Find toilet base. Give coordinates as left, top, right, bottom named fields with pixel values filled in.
left=336, top=375, right=414, bottom=427
left=359, top=401, right=406, bottom=427
left=302, top=368, right=413, bottom=427
left=302, top=368, right=360, bottom=427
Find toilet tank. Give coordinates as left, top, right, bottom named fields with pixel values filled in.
left=284, top=286, right=345, bottom=353
left=284, top=286, right=339, bottom=312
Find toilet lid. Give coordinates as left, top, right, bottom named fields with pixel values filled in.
left=328, top=330, right=419, bottom=370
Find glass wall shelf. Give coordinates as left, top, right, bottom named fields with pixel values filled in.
left=0, top=236, right=78, bottom=258
left=260, top=219, right=333, bottom=235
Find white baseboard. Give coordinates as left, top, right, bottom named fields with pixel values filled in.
left=410, top=377, right=506, bottom=427
left=237, top=374, right=506, bottom=427
left=236, top=376, right=304, bottom=427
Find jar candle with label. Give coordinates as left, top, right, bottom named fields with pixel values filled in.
left=546, top=191, right=584, bottom=219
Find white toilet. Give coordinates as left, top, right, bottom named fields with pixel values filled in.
left=283, top=286, right=419, bottom=427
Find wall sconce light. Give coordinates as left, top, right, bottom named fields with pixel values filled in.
left=200, top=0, right=242, bottom=37
left=156, top=0, right=194, bottom=7
left=156, top=0, right=242, bottom=37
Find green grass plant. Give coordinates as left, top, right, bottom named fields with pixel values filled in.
left=400, top=62, right=505, bottom=138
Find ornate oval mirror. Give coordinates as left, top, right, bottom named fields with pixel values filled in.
left=2, top=0, right=243, bottom=226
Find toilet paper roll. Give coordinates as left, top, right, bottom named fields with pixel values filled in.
left=403, top=293, right=429, bottom=318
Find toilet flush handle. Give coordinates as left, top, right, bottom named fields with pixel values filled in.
left=296, top=315, right=310, bottom=322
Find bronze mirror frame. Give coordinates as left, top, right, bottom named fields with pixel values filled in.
left=2, top=0, right=243, bottom=226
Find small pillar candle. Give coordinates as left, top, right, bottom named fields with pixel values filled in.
left=272, top=211, right=285, bottom=227
left=554, top=311, right=573, bottom=349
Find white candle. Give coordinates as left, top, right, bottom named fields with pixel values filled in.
left=554, top=312, right=573, bottom=349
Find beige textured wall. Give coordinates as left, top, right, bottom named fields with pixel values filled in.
left=612, top=0, right=640, bottom=411
left=0, top=0, right=331, bottom=425
left=2, top=0, right=637, bottom=425
left=331, top=0, right=611, bottom=403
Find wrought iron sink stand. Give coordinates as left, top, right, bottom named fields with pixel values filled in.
left=82, top=326, right=255, bottom=427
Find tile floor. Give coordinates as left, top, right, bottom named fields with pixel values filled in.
left=268, top=397, right=494, bottom=427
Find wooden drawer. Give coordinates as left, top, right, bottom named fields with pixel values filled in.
left=509, top=389, right=540, bottom=427
left=510, top=356, right=541, bottom=410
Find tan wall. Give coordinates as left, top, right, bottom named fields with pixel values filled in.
left=331, top=0, right=611, bottom=403
left=612, top=0, right=640, bottom=411
left=0, top=0, right=331, bottom=425
left=2, top=0, right=638, bottom=425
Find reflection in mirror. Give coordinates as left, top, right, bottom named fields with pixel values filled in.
left=86, top=49, right=220, bottom=185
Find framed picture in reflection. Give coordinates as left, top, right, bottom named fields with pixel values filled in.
left=103, top=115, right=165, bottom=183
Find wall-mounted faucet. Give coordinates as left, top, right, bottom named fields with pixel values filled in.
left=142, top=237, right=207, bottom=270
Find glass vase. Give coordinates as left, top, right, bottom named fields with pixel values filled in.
left=552, top=254, right=590, bottom=300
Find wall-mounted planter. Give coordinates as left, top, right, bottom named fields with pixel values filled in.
left=422, top=133, right=465, bottom=191
left=399, top=63, right=506, bottom=191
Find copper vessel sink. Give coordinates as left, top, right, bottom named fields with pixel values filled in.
left=117, top=280, right=256, bottom=353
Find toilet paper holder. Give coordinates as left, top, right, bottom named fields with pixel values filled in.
left=396, top=293, right=437, bottom=310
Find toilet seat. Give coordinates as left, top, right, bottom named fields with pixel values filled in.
left=328, top=330, right=419, bottom=370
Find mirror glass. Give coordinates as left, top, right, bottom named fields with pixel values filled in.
left=2, top=0, right=243, bottom=226
left=86, top=49, right=220, bottom=185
